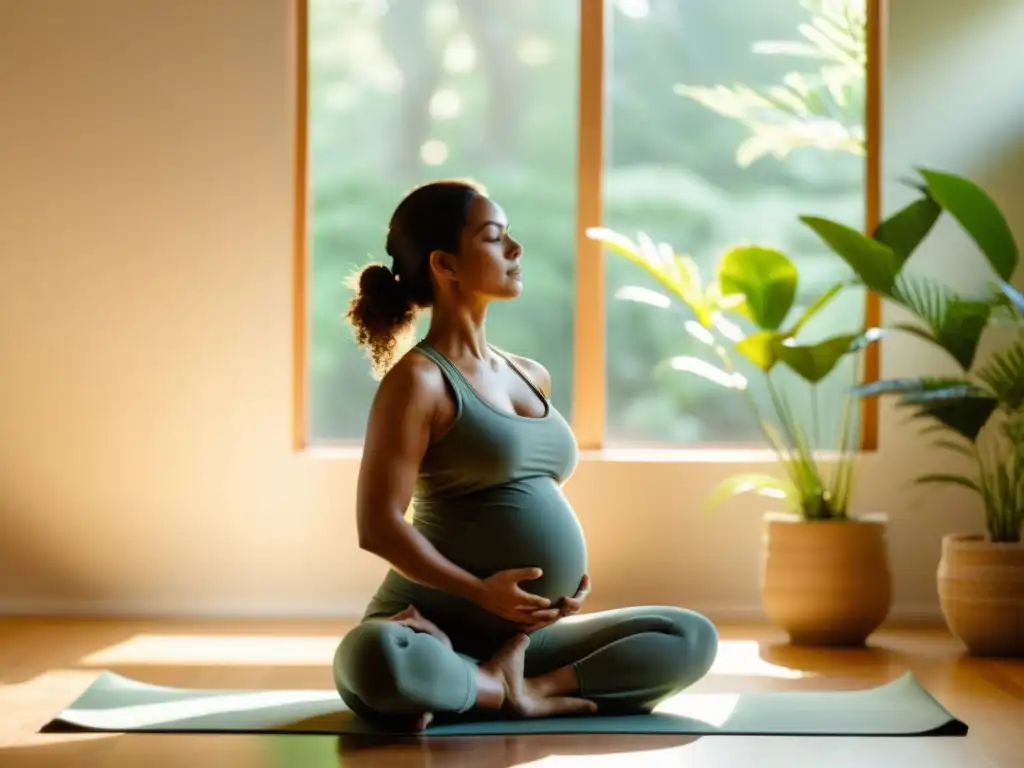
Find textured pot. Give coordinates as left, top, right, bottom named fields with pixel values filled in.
left=761, top=512, right=891, bottom=646
left=937, top=533, right=1024, bottom=657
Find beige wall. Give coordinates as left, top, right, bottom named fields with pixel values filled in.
left=1, top=0, right=1022, bottom=622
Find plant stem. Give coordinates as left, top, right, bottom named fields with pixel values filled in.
left=711, top=344, right=775, bottom=443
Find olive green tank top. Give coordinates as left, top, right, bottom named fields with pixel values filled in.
left=413, top=340, right=578, bottom=498
left=365, top=340, right=589, bottom=641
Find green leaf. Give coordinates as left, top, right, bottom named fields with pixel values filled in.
left=918, top=168, right=1019, bottom=281
left=717, top=246, right=798, bottom=331
left=934, top=439, right=976, bottom=459
left=774, top=333, right=865, bottom=384
left=799, top=216, right=900, bottom=295
left=997, top=280, right=1024, bottom=317
left=854, top=376, right=998, bottom=441
left=661, top=356, right=747, bottom=390
left=915, top=473, right=981, bottom=494
left=752, top=41, right=829, bottom=58
left=853, top=376, right=975, bottom=399
left=872, top=196, right=941, bottom=267
left=735, top=330, right=783, bottom=371
left=899, top=175, right=929, bottom=195
left=974, top=337, right=1024, bottom=411
left=891, top=276, right=991, bottom=370
left=905, top=397, right=999, bottom=442
left=707, top=473, right=797, bottom=509
left=613, top=285, right=672, bottom=309
left=587, top=228, right=694, bottom=309
left=926, top=297, right=992, bottom=371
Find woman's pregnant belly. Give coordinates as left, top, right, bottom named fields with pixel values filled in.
left=368, top=476, right=588, bottom=643
left=422, top=476, right=588, bottom=601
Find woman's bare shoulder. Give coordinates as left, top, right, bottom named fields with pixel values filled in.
left=374, top=347, right=448, bottom=409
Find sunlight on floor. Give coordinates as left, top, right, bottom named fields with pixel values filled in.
left=652, top=692, right=740, bottom=724
left=0, top=731, right=117, bottom=750
left=707, top=640, right=812, bottom=679
left=0, top=669, right=119, bottom=748
left=76, top=635, right=811, bottom=680
left=78, top=634, right=339, bottom=666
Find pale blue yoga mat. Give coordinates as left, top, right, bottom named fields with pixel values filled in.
left=41, top=670, right=967, bottom=737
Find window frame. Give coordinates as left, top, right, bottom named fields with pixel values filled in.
left=292, top=0, right=886, bottom=455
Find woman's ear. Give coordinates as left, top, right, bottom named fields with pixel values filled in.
left=428, top=249, right=458, bottom=283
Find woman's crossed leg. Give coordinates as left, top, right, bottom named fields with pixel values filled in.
left=333, top=604, right=718, bottom=730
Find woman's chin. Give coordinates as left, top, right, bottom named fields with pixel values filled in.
left=496, top=276, right=523, bottom=298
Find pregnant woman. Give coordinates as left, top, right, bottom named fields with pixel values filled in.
left=333, top=180, right=719, bottom=732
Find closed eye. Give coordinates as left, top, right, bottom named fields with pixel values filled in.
left=477, top=220, right=511, bottom=243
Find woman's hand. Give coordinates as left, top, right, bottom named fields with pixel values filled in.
left=388, top=605, right=453, bottom=650
left=471, top=567, right=557, bottom=626
left=524, top=574, right=592, bottom=633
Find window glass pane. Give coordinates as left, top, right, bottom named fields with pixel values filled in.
left=604, top=0, right=867, bottom=447
left=308, top=0, right=579, bottom=443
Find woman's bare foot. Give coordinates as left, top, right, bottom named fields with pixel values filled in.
left=412, top=712, right=434, bottom=731
left=480, top=634, right=598, bottom=718
left=388, top=605, right=453, bottom=649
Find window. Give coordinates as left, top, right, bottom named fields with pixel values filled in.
left=297, top=0, right=881, bottom=451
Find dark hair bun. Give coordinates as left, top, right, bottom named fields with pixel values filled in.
left=346, top=263, right=418, bottom=376
left=346, top=179, right=483, bottom=377
left=359, top=263, right=401, bottom=296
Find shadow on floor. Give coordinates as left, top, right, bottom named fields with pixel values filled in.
left=332, top=731, right=700, bottom=768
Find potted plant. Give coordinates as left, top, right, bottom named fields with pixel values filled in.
left=586, top=227, right=890, bottom=646
left=800, top=168, right=1024, bottom=656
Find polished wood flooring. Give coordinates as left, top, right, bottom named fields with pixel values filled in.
left=1, top=619, right=1021, bottom=767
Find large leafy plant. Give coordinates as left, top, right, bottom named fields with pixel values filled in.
left=587, top=228, right=878, bottom=521
left=800, top=168, right=1024, bottom=542
left=674, top=0, right=866, bottom=167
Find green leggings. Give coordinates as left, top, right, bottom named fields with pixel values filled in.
left=333, top=605, right=718, bottom=728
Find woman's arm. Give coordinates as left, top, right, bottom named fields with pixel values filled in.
left=355, top=354, right=486, bottom=602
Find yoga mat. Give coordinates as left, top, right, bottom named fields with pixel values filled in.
left=42, top=671, right=967, bottom=737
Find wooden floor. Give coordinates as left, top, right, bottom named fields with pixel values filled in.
left=1, top=619, right=1021, bottom=767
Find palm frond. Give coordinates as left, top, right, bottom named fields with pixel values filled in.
left=916, top=473, right=981, bottom=493
left=853, top=376, right=974, bottom=399
left=977, top=437, right=1024, bottom=543
left=974, top=335, right=1024, bottom=412
left=934, top=438, right=976, bottom=459
left=904, top=397, right=998, bottom=443
left=891, top=274, right=991, bottom=370
left=892, top=274, right=948, bottom=329
left=854, top=376, right=997, bottom=442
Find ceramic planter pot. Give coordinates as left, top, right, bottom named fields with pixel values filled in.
left=761, top=512, right=891, bottom=646
left=937, top=533, right=1024, bottom=657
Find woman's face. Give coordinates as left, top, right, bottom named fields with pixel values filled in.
left=446, top=195, right=524, bottom=301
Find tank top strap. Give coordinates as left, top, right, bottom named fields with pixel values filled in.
left=489, top=345, right=550, bottom=407
left=413, top=340, right=470, bottom=410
